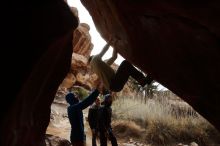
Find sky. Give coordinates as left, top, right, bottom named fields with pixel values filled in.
left=67, top=0, right=124, bottom=65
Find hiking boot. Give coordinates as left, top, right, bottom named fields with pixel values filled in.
left=140, top=75, right=154, bottom=87
left=146, top=75, right=154, bottom=85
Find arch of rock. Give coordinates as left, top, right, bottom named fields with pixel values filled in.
left=1, top=0, right=220, bottom=145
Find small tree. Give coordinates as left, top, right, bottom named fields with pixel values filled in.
left=128, top=76, right=158, bottom=103
left=142, top=81, right=158, bottom=103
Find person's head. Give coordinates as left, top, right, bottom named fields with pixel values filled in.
left=87, top=55, right=94, bottom=65
left=102, top=94, right=112, bottom=107
left=65, top=92, right=79, bottom=105
left=95, top=97, right=101, bottom=106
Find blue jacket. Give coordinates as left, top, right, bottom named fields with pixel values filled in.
left=66, top=89, right=99, bottom=142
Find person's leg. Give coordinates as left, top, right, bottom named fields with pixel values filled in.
left=145, top=73, right=154, bottom=85
left=92, top=131, right=97, bottom=146
left=108, top=128, right=118, bottom=146
left=99, top=130, right=107, bottom=146
left=110, top=60, right=132, bottom=92
left=110, top=60, right=153, bottom=92
left=71, top=141, right=86, bottom=146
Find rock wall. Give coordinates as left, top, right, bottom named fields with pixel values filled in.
left=1, top=1, right=78, bottom=146
left=59, top=23, right=99, bottom=90
left=2, top=0, right=220, bottom=146
left=80, top=0, right=220, bottom=131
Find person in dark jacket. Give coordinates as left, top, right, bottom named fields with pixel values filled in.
left=65, top=89, right=100, bottom=146
left=88, top=97, right=101, bottom=146
left=98, top=94, right=118, bottom=146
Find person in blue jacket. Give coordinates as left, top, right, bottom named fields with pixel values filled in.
left=65, top=88, right=100, bottom=146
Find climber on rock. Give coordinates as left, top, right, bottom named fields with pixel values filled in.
left=88, top=36, right=154, bottom=93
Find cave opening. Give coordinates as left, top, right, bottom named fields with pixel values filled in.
left=2, top=0, right=220, bottom=146
left=45, top=1, right=220, bottom=146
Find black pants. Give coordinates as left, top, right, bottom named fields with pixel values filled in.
left=71, top=141, right=85, bottom=146
left=70, top=134, right=86, bottom=146
left=99, top=128, right=118, bottom=146
left=110, top=60, right=153, bottom=92
left=92, top=130, right=98, bottom=146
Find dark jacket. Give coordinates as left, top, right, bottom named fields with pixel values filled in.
left=66, top=89, right=99, bottom=142
left=88, top=104, right=100, bottom=130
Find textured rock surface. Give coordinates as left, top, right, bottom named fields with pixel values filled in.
left=80, top=0, right=220, bottom=131
left=1, top=1, right=78, bottom=146
left=73, top=23, right=93, bottom=57
left=60, top=22, right=98, bottom=90
left=45, top=134, right=71, bottom=146
left=2, top=1, right=220, bottom=146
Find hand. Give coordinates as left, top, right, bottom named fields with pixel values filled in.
left=109, top=35, right=120, bottom=45
left=108, top=35, right=117, bottom=45
left=108, top=35, right=113, bottom=42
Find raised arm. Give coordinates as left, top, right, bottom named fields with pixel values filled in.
left=75, top=89, right=99, bottom=110
left=98, top=41, right=111, bottom=58
left=106, top=48, right=118, bottom=65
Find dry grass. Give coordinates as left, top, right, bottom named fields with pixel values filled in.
left=111, top=94, right=220, bottom=146
left=112, top=120, right=143, bottom=139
